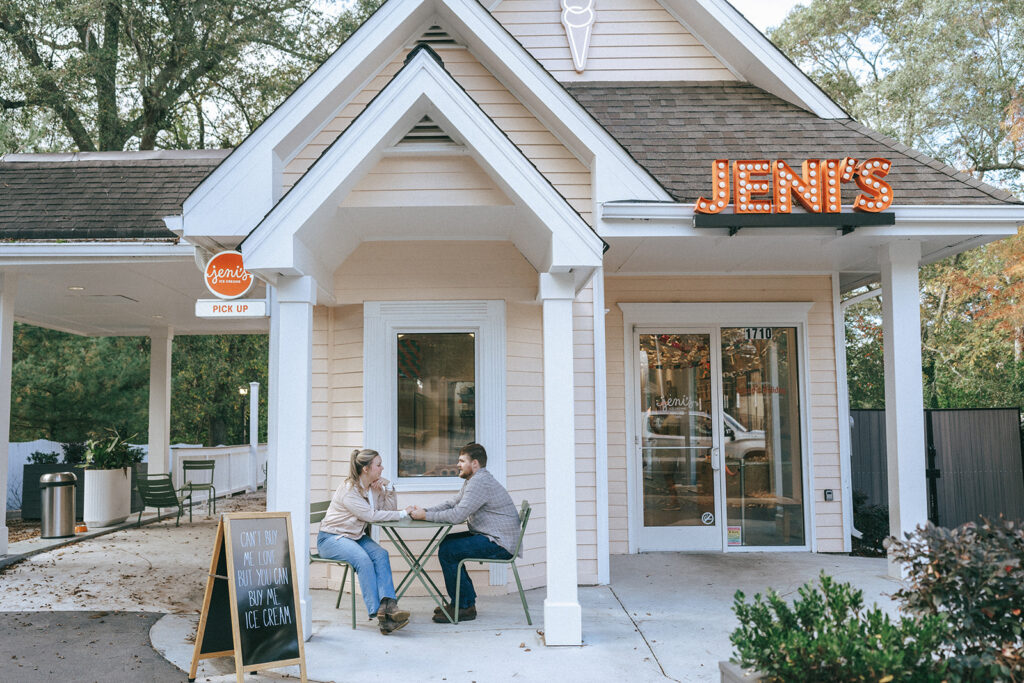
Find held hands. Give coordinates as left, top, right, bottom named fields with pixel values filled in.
left=404, top=505, right=427, bottom=520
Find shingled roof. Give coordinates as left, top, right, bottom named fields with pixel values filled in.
left=0, top=150, right=228, bottom=241
left=564, top=82, right=1021, bottom=206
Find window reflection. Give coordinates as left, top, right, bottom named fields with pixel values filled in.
left=397, top=333, right=475, bottom=478
left=721, top=327, right=804, bottom=546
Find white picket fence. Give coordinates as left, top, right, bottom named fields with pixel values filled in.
left=171, top=443, right=269, bottom=502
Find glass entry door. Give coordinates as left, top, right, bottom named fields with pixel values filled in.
left=635, top=330, right=722, bottom=550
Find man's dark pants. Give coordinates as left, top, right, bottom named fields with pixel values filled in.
left=437, top=531, right=512, bottom=608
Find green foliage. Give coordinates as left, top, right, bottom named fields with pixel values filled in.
left=844, top=296, right=884, bottom=409
left=890, top=519, right=1024, bottom=680
left=61, top=442, right=87, bottom=467
left=771, top=0, right=1024, bottom=196
left=851, top=490, right=888, bottom=557
left=84, top=431, right=145, bottom=470
left=0, top=0, right=385, bottom=152
left=730, top=573, right=949, bottom=681
left=11, top=323, right=149, bottom=442
left=27, top=450, right=60, bottom=465
left=171, top=335, right=268, bottom=446
left=12, top=323, right=268, bottom=447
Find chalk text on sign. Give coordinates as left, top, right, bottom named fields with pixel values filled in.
left=694, top=158, right=893, bottom=214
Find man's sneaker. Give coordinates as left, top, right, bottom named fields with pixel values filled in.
left=379, top=612, right=409, bottom=635
left=431, top=604, right=476, bottom=623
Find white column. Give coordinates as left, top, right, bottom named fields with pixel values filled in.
left=539, top=272, right=582, bottom=646
left=879, top=241, right=927, bottom=577
left=147, top=327, right=174, bottom=476
left=248, top=381, right=259, bottom=492
left=591, top=269, right=610, bottom=585
left=0, top=273, right=15, bottom=555
left=267, top=276, right=315, bottom=639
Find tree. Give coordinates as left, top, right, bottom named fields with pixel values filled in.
left=0, top=0, right=383, bottom=152
left=771, top=0, right=1024, bottom=195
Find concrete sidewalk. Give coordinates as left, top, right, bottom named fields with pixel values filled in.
left=152, top=552, right=900, bottom=683
left=0, top=495, right=901, bottom=682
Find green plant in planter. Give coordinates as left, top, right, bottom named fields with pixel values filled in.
left=61, top=441, right=88, bottom=467
left=84, top=432, right=145, bottom=471
left=28, top=450, right=60, bottom=464
left=730, top=572, right=949, bottom=681
left=889, top=518, right=1024, bottom=681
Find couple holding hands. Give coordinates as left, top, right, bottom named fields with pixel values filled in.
left=316, top=443, right=521, bottom=634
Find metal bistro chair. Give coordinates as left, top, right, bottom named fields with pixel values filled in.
left=454, top=499, right=532, bottom=624
left=309, top=501, right=357, bottom=629
left=135, top=473, right=190, bottom=527
left=180, top=459, right=216, bottom=522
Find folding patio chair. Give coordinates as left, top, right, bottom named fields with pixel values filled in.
left=454, top=499, right=532, bottom=624
left=135, top=473, right=189, bottom=527
left=180, top=459, right=216, bottom=522
left=309, top=500, right=357, bottom=629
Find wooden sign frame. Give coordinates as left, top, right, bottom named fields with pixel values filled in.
left=189, top=512, right=307, bottom=683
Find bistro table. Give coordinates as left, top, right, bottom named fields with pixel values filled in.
left=375, top=518, right=455, bottom=621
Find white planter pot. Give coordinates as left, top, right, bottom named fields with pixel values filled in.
left=83, top=468, right=132, bottom=527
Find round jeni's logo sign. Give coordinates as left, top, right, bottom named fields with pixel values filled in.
left=204, top=251, right=254, bottom=300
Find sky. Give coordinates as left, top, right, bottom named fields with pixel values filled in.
left=727, top=0, right=807, bottom=32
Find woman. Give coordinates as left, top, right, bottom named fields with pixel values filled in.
left=317, top=448, right=411, bottom=634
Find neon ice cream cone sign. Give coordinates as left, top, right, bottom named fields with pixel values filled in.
left=561, top=0, right=595, bottom=72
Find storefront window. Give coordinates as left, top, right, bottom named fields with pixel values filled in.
left=396, top=333, right=475, bottom=478
left=721, top=327, right=804, bottom=546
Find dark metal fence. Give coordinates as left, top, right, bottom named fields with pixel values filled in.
left=850, top=408, right=1024, bottom=527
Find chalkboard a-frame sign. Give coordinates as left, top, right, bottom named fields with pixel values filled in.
left=188, top=512, right=307, bottom=683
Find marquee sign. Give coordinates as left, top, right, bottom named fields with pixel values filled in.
left=694, top=157, right=893, bottom=215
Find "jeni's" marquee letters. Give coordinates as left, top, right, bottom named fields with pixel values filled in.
left=694, top=157, right=893, bottom=214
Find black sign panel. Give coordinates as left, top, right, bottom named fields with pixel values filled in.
left=227, top=516, right=300, bottom=666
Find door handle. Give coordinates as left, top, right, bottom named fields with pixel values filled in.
left=711, top=447, right=721, bottom=470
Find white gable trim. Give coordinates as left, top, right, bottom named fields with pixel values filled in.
left=660, top=0, right=847, bottom=119
left=239, top=47, right=603, bottom=294
left=181, top=0, right=668, bottom=249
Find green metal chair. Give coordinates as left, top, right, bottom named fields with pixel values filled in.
left=180, top=459, right=216, bottom=522
left=135, top=473, right=190, bottom=527
left=454, top=499, right=532, bottom=624
left=309, top=500, right=357, bottom=629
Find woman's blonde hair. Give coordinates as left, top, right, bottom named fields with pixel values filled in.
left=346, top=448, right=380, bottom=487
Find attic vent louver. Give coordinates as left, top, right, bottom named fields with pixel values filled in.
left=417, top=25, right=458, bottom=46
left=399, top=115, right=455, bottom=145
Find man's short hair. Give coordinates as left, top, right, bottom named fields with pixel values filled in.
left=460, top=442, right=487, bottom=467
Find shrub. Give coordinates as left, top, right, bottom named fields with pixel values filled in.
left=730, top=572, right=949, bottom=682
left=28, top=451, right=60, bottom=465
left=852, top=490, right=889, bottom=557
left=889, top=518, right=1024, bottom=681
left=84, top=431, right=145, bottom=470
left=61, top=442, right=87, bottom=467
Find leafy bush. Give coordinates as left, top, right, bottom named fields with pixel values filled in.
left=730, top=572, right=949, bottom=681
left=28, top=451, right=60, bottom=465
left=61, top=442, right=87, bottom=467
left=852, top=490, right=889, bottom=557
left=890, top=518, right=1024, bottom=681
left=84, top=431, right=145, bottom=470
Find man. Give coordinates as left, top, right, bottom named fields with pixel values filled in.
left=407, top=443, right=521, bottom=623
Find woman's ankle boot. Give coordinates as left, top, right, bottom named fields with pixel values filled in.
left=381, top=597, right=410, bottom=623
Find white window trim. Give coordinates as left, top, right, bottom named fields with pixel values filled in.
left=619, top=302, right=816, bottom=553
left=364, top=300, right=506, bottom=492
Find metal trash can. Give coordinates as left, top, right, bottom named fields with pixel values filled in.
left=40, top=472, right=77, bottom=539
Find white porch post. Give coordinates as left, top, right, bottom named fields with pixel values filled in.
left=880, top=241, right=928, bottom=577
left=267, top=276, right=315, bottom=638
left=248, top=381, right=259, bottom=492
left=539, top=272, right=582, bottom=646
left=147, top=327, right=174, bottom=476
left=0, top=273, right=15, bottom=555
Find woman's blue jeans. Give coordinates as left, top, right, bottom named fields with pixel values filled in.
left=317, top=531, right=396, bottom=618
